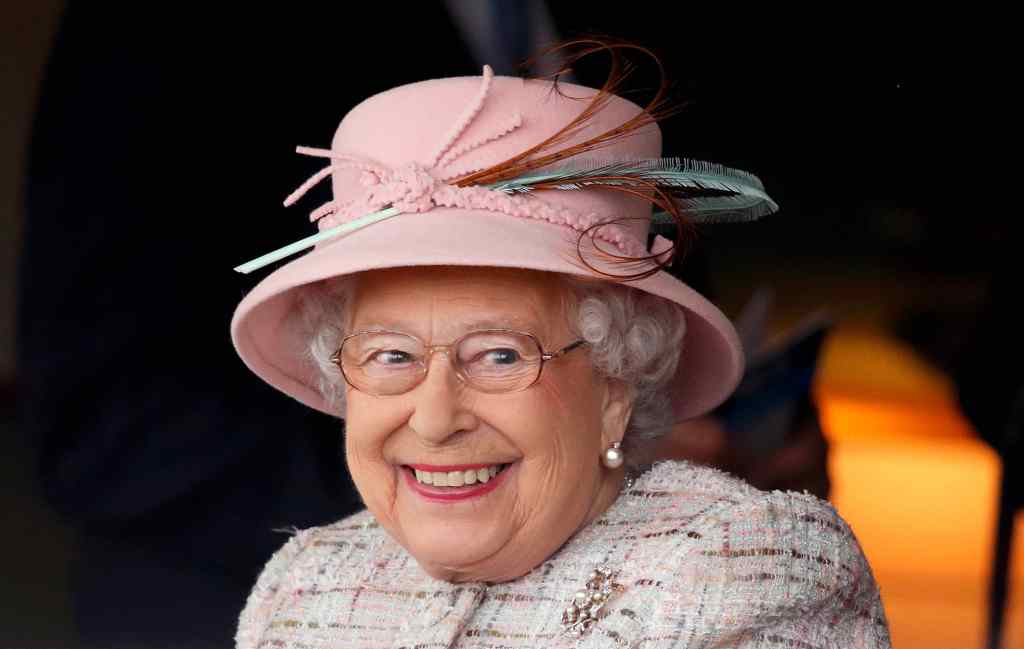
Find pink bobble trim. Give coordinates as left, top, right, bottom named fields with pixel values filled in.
left=283, top=66, right=651, bottom=262
left=427, top=65, right=494, bottom=169
left=437, top=112, right=523, bottom=171
left=283, top=165, right=333, bottom=207
left=308, top=201, right=337, bottom=223
left=322, top=167, right=645, bottom=258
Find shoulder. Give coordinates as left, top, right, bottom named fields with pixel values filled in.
left=635, top=458, right=760, bottom=501
left=235, top=509, right=385, bottom=649
left=634, top=459, right=862, bottom=558
left=638, top=460, right=891, bottom=647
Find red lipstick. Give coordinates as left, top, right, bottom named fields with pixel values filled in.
left=402, top=463, right=513, bottom=502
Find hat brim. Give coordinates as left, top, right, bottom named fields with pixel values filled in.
left=230, top=208, right=744, bottom=421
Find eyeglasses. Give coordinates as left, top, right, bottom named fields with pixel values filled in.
left=330, top=329, right=587, bottom=396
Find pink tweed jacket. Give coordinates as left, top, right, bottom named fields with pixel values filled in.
left=236, top=460, right=892, bottom=648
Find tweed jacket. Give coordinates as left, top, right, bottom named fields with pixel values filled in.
left=235, top=460, right=892, bottom=648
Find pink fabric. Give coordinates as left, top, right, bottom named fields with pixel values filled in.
left=307, top=159, right=646, bottom=259
left=234, top=460, right=892, bottom=648
left=279, top=66, right=648, bottom=258
left=325, top=67, right=659, bottom=246
left=426, top=62, right=496, bottom=168
left=231, top=66, right=744, bottom=421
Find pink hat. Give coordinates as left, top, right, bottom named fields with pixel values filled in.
left=230, top=64, right=777, bottom=421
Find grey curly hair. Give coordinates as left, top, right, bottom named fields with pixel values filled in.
left=297, top=271, right=687, bottom=467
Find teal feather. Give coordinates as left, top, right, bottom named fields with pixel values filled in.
left=487, top=156, right=779, bottom=224
left=235, top=156, right=778, bottom=274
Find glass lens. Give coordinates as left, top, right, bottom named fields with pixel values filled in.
left=456, top=330, right=542, bottom=392
left=340, top=332, right=424, bottom=394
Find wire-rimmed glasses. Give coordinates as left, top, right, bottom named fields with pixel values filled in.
left=330, top=329, right=587, bottom=396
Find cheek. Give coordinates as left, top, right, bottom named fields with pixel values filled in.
left=345, top=388, right=405, bottom=449
left=504, top=369, right=606, bottom=493
left=543, top=365, right=605, bottom=446
left=343, top=394, right=406, bottom=505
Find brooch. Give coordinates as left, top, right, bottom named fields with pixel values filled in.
left=561, top=565, right=625, bottom=637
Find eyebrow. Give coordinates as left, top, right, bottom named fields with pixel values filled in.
left=352, top=316, right=541, bottom=335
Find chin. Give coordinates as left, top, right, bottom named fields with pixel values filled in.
left=402, top=527, right=509, bottom=582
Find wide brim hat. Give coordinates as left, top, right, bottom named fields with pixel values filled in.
left=230, top=65, right=776, bottom=421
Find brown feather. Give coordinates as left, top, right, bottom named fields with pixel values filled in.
left=450, top=36, right=695, bottom=282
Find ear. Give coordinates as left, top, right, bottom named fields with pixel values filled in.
left=600, top=377, right=634, bottom=447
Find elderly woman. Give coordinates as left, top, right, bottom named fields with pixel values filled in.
left=229, top=43, right=891, bottom=648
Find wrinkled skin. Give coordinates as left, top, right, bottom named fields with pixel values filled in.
left=341, top=266, right=632, bottom=583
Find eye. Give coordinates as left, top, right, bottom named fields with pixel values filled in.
left=369, top=349, right=415, bottom=365
left=481, top=348, right=521, bottom=365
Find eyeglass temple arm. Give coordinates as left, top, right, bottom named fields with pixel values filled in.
left=542, top=339, right=587, bottom=361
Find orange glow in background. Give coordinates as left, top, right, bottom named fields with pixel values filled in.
left=815, top=328, right=1022, bottom=648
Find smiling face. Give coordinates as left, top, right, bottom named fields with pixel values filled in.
left=340, top=266, right=632, bottom=583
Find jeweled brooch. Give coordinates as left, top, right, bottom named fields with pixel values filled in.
left=561, top=564, right=625, bottom=637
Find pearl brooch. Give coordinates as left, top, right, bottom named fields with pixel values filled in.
left=561, top=564, right=625, bottom=637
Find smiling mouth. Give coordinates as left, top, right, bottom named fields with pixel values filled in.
left=403, top=464, right=511, bottom=487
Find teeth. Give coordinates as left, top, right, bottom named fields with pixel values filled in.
left=412, top=464, right=506, bottom=486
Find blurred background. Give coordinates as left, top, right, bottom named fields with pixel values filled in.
left=1, top=3, right=1017, bottom=648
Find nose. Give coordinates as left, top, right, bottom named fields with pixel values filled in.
left=407, top=350, right=478, bottom=444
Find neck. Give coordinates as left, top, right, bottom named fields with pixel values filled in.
left=580, top=465, right=629, bottom=529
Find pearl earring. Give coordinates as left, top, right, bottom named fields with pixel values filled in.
left=602, top=442, right=624, bottom=469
